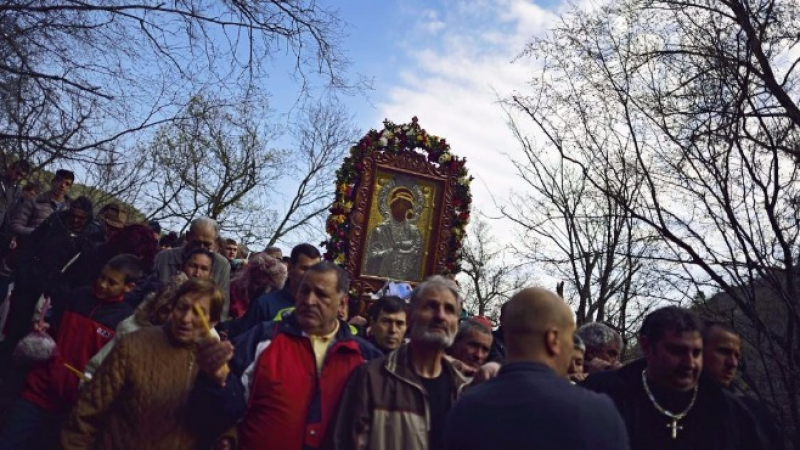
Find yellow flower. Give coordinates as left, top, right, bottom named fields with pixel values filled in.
left=342, top=201, right=353, bottom=213
left=334, top=255, right=346, bottom=265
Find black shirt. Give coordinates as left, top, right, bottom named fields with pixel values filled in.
left=582, top=359, right=766, bottom=450
left=420, top=367, right=454, bottom=450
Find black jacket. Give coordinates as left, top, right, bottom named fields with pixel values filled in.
left=487, top=327, right=505, bottom=363
left=445, top=361, right=629, bottom=450
left=16, top=210, right=92, bottom=292
left=581, top=358, right=766, bottom=450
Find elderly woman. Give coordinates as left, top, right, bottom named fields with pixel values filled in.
left=61, top=278, right=224, bottom=450
left=227, top=252, right=287, bottom=319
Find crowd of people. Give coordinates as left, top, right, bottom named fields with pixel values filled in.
left=0, top=161, right=786, bottom=449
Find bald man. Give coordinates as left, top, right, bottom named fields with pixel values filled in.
left=444, top=287, right=629, bottom=450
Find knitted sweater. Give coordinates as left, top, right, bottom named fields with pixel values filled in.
left=61, top=326, right=211, bottom=450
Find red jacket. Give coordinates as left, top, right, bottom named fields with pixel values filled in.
left=22, top=286, right=133, bottom=412
left=189, top=314, right=383, bottom=450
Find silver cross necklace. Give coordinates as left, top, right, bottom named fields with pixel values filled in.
left=641, top=369, right=698, bottom=439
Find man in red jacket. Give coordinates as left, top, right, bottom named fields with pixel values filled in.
left=192, top=261, right=381, bottom=450
left=0, top=254, right=142, bottom=450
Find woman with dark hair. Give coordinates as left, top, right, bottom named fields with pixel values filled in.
left=227, top=252, right=287, bottom=319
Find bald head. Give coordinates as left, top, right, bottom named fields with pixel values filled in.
left=502, top=287, right=576, bottom=375
left=189, top=217, right=218, bottom=236
left=185, top=218, right=219, bottom=252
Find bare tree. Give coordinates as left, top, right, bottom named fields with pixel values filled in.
left=73, top=147, right=150, bottom=214
left=503, top=111, right=670, bottom=347
left=142, top=95, right=357, bottom=248
left=265, top=99, right=360, bottom=247
left=457, top=215, right=528, bottom=322
left=512, top=0, right=800, bottom=444
left=142, top=94, right=283, bottom=239
left=0, top=0, right=363, bottom=165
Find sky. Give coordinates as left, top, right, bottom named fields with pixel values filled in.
left=270, top=0, right=568, bottom=246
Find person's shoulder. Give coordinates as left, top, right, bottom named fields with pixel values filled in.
left=350, top=335, right=384, bottom=361
left=212, top=251, right=229, bottom=266
left=261, top=289, right=287, bottom=304
left=116, top=315, right=140, bottom=335
left=159, top=247, right=182, bottom=258
left=110, top=325, right=156, bottom=358
left=573, top=382, right=620, bottom=409
left=580, top=362, right=635, bottom=396
left=232, top=319, right=278, bottom=349
left=574, top=388, right=628, bottom=448
left=125, top=325, right=167, bottom=347
left=153, top=247, right=180, bottom=265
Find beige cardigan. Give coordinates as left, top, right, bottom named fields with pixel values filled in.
left=62, top=326, right=211, bottom=450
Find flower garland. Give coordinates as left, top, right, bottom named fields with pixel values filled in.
left=324, top=117, right=472, bottom=275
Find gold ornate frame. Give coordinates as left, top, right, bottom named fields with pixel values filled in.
left=345, top=150, right=457, bottom=296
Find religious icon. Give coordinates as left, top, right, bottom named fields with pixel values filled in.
left=362, top=175, right=427, bottom=281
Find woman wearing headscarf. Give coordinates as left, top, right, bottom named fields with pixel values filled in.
left=226, top=252, right=286, bottom=320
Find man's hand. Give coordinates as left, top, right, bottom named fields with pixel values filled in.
left=585, top=358, right=622, bottom=374
left=213, top=437, right=235, bottom=450
left=568, top=372, right=588, bottom=383
left=449, top=358, right=479, bottom=377
left=196, top=337, right=234, bottom=386
left=473, top=362, right=501, bottom=384
left=348, top=315, right=368, bottom=327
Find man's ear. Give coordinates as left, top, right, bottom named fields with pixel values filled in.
left=545, top=328, right=561, bottom=356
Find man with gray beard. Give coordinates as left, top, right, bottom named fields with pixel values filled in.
left=329, top=275, right=471, bottom=450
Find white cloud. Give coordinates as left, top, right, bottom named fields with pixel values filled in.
left=375, top=0, right=559, bottom=240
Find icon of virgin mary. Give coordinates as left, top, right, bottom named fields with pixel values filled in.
left=363, top=179, right=424, bottom=281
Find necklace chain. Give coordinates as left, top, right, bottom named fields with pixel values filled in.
left=641, top=369, right=698, bottom=420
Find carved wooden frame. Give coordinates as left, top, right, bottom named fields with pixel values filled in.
left=345, top=150, right=457, bottom=297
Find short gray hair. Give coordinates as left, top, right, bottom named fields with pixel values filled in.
left=576, top=322, right=621, bottom=353
left=189, top=217, right=219, bottom=237
left=409, top=275, right=461, bottom=309
left=453, top=320, right=492, bottom=346
left=573, top=334, right=586, bottom=352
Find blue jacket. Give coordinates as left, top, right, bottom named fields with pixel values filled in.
left=220, top=287, right=294, bottom=338
left=445, top=361, right=629, bottom=450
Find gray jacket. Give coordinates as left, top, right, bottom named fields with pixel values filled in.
left=10, top=192, right=69, bottom=236
left=152, top=246, right=231, bottom=320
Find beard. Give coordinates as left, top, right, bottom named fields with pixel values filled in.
left=410, top=322, right=456, bottom=348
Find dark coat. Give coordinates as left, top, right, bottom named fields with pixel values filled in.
left=487, top=327, right=505, bottom=363
left=445, top=361, right=629, bottom=450
left=581, top=358, right=766, bottom=450
left=15, top=210, right=92, bottom=292
left=219, top=287, right=294, bottom=338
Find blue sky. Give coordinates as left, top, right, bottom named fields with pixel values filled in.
left=218, top=0, right=573, bottom=249
left=309, top=0, right=565, bottom=238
